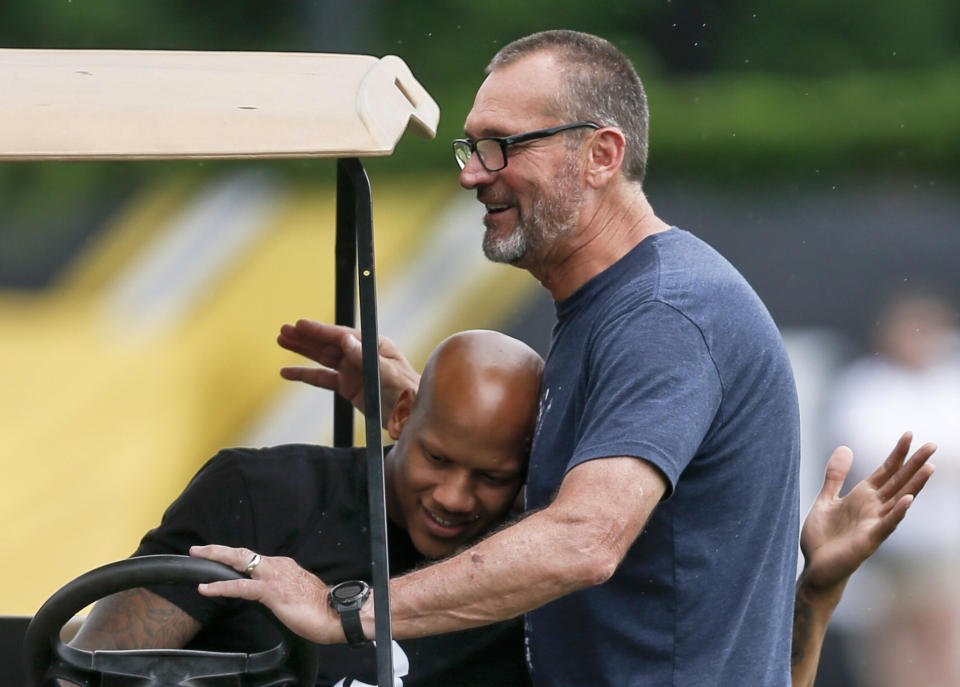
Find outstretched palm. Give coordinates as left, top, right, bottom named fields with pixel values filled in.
left=800, top=432, right=935, bottom=594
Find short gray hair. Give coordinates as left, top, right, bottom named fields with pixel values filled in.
left=487, top=30, right=650, bottom=184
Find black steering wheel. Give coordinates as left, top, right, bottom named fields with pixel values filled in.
left=21, top=554, right=319, bottom=687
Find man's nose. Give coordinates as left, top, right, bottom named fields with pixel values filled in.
left=433, top=472, right=476, bottom=513
left=459, top=152, right=495, bottom=190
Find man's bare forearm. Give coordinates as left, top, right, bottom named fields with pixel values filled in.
left=387, top=509, right=604, bottom=637
left=363, top=457, right=664, bottom=640
left=69, top=587, right=201, bottom=651
left=790, top=576, right=845, bottom=687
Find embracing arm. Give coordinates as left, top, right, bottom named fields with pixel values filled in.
left=383, top=456, right=666, bottom=637
left=791, top=433, right=935, bottom=687
left=192, top=456, right=667, bottom=643
left=69, top=587, right=201, bottom=651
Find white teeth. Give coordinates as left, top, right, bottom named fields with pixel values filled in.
left=431, top=512, right=458, bottom=527
left=427, top=510, right=476, bottom=528
left=486, top=204, right=509, bottom=212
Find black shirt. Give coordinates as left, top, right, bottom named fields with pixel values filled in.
left=135, top=444, right=529, bottom=687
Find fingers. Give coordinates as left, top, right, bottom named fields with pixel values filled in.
left=339, top=329, right=364, bottom=367
left=894, top=457, right=935, bottom=502
left=278, top=327, right=339, bottom=366
left=818, top=446, right=854, bottom=501
left=280, top=365, right=340, bottom=390
left=190, top=545, right=269, bottom=600
left=866, top=431, right=912, bottom=487
left=279, top=320, right=362, bottom=366
left=876, top=440, right=937, bottom=501
left=277, top=320, right=363, bottom=394
left=197, top=578, right=264, bottom=600
left=292, top=319, right=360, bottom=350
left=190, top=544, right=256, bottom=571
left=872, top=493, right=916, bottom=546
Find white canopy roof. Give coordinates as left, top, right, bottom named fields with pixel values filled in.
left=0, top=49, right=439, bottom=160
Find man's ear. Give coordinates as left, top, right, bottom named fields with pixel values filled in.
left=387, top=388, right=416, bottom=440
left=585, top=127, right=626, bottom=189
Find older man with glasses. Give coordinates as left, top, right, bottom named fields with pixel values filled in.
left=191, top=30, right=930, bottom=687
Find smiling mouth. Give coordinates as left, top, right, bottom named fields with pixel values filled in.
left=422, top=506, right=480, bottom=536
left=485, top=203, right=511, bottom=214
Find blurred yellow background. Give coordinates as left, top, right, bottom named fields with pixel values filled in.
left=0, top=169, right=540, bottom=614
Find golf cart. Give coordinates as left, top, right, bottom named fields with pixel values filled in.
left=0, top=47, right=440, bottom=686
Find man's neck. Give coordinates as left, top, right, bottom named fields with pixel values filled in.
left=526, top=185, right=670, bottom=301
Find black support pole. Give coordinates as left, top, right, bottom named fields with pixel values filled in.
left=336, top=158, right=394, bottom=687
left=333, top=162, right=358, bottom=448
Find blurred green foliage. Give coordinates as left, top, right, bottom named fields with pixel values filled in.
left=2, top=0, right=955, bottom=178
left=1, top=0, right=957, bottom=283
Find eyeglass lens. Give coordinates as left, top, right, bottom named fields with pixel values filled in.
left=454, top=139, right=505, bottom=172
left=453, top=141, right=472, bottom=169
left=474, top=140, right=505, bottom=171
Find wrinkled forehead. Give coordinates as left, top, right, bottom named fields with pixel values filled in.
left=465, top=54, right=563, bottom=137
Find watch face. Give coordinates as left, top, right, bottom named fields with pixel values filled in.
left=333, top=581, right=366, bottom=601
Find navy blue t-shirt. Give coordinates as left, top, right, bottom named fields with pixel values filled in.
left=525, top=228, right=800, bottom=686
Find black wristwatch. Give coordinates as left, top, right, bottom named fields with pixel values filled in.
left=328, top=580, right=372, bottom=646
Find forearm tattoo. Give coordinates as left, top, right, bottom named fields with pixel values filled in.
left=791, top=594, right=813, bottom=666
left=72, top=588, right=201, bottom=650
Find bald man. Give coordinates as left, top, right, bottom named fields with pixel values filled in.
left=68, top=330, right=542, bottom=687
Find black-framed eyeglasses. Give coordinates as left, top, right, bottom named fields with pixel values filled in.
left=452, top=121, right=600, bottom=172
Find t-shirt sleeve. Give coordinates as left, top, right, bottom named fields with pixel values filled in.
left=133, top=450, right=256, bottom=623
left=570, top=300, right=722, bottom=494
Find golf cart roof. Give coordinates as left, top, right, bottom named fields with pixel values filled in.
left=0, top=49, right=439, bottom=160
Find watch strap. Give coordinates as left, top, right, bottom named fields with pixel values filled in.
left=329, top=580, right=372, bottom=647
left=340, top=608, right=369, bottom=646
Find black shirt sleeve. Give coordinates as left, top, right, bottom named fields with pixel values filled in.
left=133, top=449, right=259, bottom=625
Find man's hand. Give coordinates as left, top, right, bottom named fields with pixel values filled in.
left=190, top=544, right=347, bottom=644
left=277, top=319, right=420, bottom=419
left=791, top=432, right=935, bottom=687
left=799, top=431, right=935, bottom=598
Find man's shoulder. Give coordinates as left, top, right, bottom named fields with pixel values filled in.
left=170, top=444, right=370, bottom=553
left=195, top=444, right=365, bottom=499
left=593, top=229, right=740, bottom=311
left=650, top=228, right=751, bottom=294
left=211, top=443, right=361, bottom=467
left=643, top=228, right=779, bottom=334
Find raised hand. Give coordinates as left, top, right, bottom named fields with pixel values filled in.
left=792, top=432, right=935, bottom=687
left=277, top=319, right=420, bottom=418
left=800, top=432, right=935, bottom=595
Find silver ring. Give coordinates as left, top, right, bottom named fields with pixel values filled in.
left=243, top=553, right=262, bottom=575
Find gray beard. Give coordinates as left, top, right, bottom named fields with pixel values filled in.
left=482, top=218, right=528, bottom=264
left=482, top=157, right=583, bottom=265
